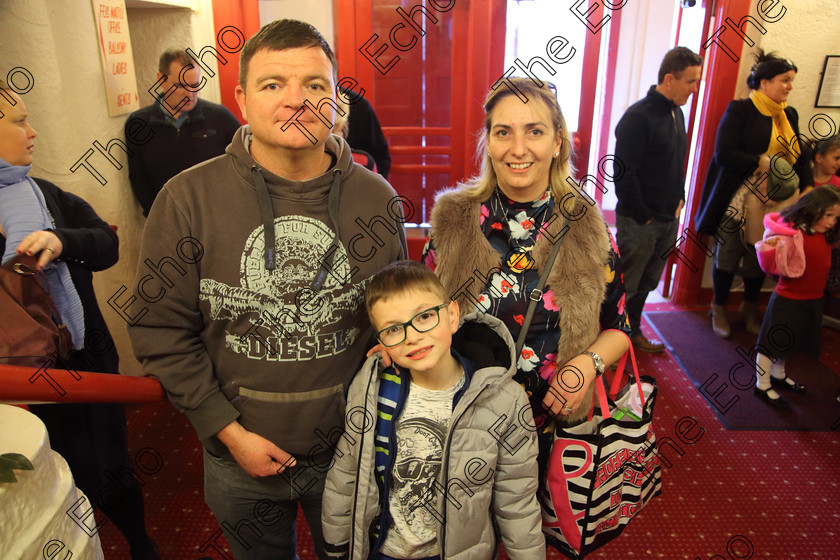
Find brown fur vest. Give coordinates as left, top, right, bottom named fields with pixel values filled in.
left=430, top=187, right=611, bottom=422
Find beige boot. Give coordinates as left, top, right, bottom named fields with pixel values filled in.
left=710, top=304, right=731, bottom=338
left=740, top=301, right=762, bottom=335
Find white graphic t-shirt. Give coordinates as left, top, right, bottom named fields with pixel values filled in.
left=380, top=375, right=465, bottom=559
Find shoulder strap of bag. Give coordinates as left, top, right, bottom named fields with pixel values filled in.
left=590, top=331, right=645, bottom=420
left=515, top=215, right=570, bottom=357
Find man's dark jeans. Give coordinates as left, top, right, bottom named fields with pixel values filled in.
left=615, top=214, right=680, bottom=336
left=203, top=449, right=329, bottom=560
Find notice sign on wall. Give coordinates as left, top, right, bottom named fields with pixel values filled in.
left=816, top=56, right=840, bottom=108
left=92, top=0, right=139, bottom=117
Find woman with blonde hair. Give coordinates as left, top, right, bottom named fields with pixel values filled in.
left=422, top=77, right=630, bottom=461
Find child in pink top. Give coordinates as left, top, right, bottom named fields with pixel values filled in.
left=811, top=137, right=840, bottom=291
left=812, top=136, right=840, bottom=189
left=753, top=186, right=840, bottom=408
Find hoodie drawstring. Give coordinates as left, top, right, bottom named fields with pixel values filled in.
left=312, top=168, right=343, bottom=291
left=251, top=166, right=277, bottom=271
left=251, top=165, right=343, bottom=281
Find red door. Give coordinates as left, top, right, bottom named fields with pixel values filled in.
left=335, top=0, right=507, bottom=224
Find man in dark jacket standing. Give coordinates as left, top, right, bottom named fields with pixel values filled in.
left=614, top=47, right=702, bottom=352
left=125, top=49, right=241, bottom=216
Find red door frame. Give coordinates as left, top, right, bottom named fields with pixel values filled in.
left=671, top=0, right=753, bottom=305
left=334, top=0, right=506, bottom=221
left=577, top=1, right=609, bottom=187
left=211, top=0, right=261, bottom=124
left=592, top=2, right=622, bottom=222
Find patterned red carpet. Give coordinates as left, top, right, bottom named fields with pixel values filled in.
left=97, top=302, right=840, bottom=559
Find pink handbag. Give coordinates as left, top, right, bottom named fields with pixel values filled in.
left=541, top=343, right=662, bottom=558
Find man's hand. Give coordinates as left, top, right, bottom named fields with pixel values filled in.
left=675, top=199, right=684, bottom=219
left=217, top=421, right=296, bottom=478
left=542, top=353, right=596, bottom=417
left=366, top=342, right=393, bottom=368
left=16, top=230, right=63, bottom=269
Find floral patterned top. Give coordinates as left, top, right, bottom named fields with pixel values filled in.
left=422, top=187, right=630, bottom=427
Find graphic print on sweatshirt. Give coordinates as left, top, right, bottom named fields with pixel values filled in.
left=199, top=215, right=366, bottom=361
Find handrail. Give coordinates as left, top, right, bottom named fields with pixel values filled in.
left=390, top=164, right=451, bottom=174
left=389, top=146, right=451, bottom=155
left=0, top=364, right=164, bottom=404
left=382, top=126, right=452, bottom=136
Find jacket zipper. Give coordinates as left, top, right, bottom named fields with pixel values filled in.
left=671, top=107, right=678, bottom=136
left=349, top=362, right=377, bottom=557
left=438, top=383, right=490, bottom=558
left=371, top=369, right=410, bottom=557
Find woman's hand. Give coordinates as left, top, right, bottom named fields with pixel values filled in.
left=543, top=353, right=597, bottom=417
left=16, top=230, right=63, bottom=269
left=756, top=154, right=771, bottom=177
left=543, top=330, right=630, bottom=418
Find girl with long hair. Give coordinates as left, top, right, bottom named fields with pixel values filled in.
left=753, top=186, right=840, bottom=407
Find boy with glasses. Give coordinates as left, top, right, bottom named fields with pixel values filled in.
left=322, top=261, right=544, bottom=560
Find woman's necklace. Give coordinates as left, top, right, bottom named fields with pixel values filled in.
left=494, top=187, right=551, bottom=274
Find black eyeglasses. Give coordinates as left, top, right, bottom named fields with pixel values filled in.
left=375, top=303, right=450, bottom=347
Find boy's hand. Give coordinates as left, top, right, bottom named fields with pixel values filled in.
left=217, top=421, right=296, bottom=477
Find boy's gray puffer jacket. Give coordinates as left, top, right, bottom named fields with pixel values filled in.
left=322, top=312, right=545, bottom=559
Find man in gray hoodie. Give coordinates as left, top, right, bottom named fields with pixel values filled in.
left=128, top=20, right=407, bottom=559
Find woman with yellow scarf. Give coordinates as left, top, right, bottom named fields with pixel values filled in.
left=694, top=50, right=813, bottom=339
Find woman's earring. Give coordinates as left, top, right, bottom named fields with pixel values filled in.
left=554, top=152, right=559, bottom=157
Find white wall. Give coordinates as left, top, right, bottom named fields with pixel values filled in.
left=599, top=0, right=679, bottom=211
left=258, top=0, right=334, bottom=47
left=128, top=4, right=223, bottom=107
left=0, top=0, right=219, bottom=376
left=740, top=0, right=840, bottom=135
